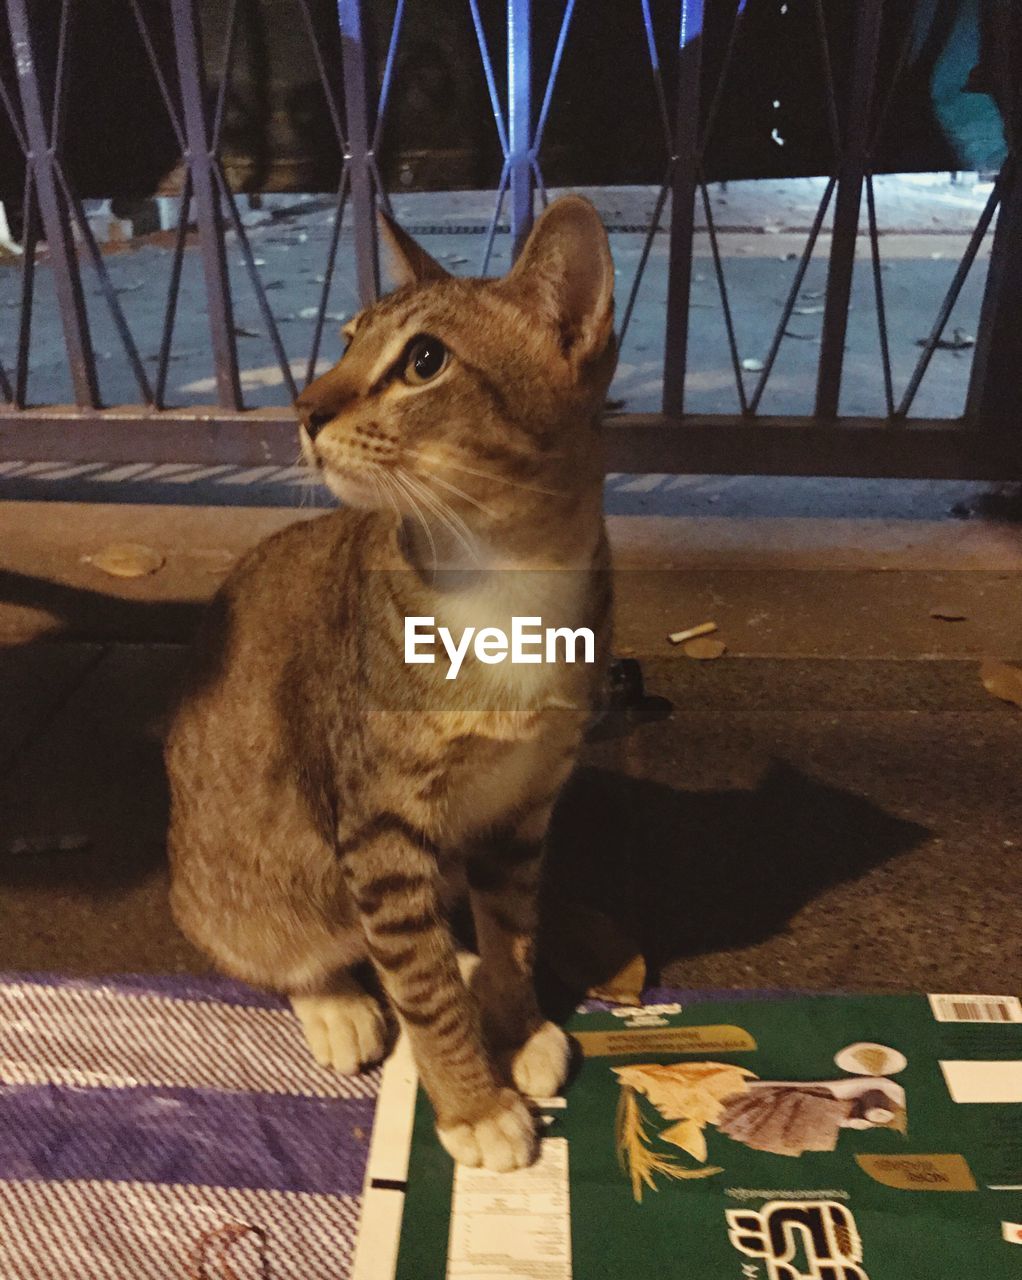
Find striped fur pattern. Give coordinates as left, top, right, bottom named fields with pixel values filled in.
left=166, top=196, right=617, bottom=1171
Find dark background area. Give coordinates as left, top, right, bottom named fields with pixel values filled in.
left=0, top=0, right=1011, bottom=207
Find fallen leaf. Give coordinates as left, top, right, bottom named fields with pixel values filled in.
left=741, top=357, right=764, bottom=372
left=929, top=605, right=967, bottom=621
left=233, top=325, right=261, bottom=338
left=189, top=549, right=237, bottom=575
left=916, top=327, right=974, bottom=351
left=792, top=304, right=824, bottom=315
left=684, top=637, right=727, bottom=660
left=980, top=659, right=1022, bottom=709
left=84, top=542, right=164, bottom=578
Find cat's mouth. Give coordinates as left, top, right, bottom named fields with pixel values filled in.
left=318, top=461, right=386, bottom=510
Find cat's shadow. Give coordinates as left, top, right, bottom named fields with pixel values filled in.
left=539, top=762, right=927, bottom=1006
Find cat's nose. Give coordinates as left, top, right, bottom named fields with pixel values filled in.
left=298, top=405, right=332, bottom=440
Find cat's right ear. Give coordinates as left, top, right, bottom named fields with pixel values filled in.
left=378, top=210, right=450, bottom=288
left=496, top=195, right=614, bottom=367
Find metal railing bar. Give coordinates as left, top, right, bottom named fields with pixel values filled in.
left=210, top=0, right=240, bottom=156
left=507, top=0, right=533, bottom=256
left=7, top=0, right=99, bottom=407
left=749, top=174, right=837, bottom=414
left=811, top=0, right=842, bottom=162
left=154, top=173, right=193, bottom=409
left=468, top=0, right=510, bottom=161
left=864, top=173, right=894, bottom=418
left=814, top=0, right=883, bottom=419
left=531, top=156, right=547, bottom=209
left=0, top=361, right=12, bottom=406
left=127, top=0, right=187, bottom=152
left=480, top=160, right=510, bottom=275
left=532, top=0, right=575, bottom=160
left=370, top=155, right=393, bottom=217
left=338, top=0, right=379, bottom=305
left=966, top=154, right=1021, bottom=424
left=661, top=0, right=702, bottom=415
left=55, top=165, right=154, bottom=403
left=305, top=163, right=349, bottom=389
left=214, top=164, right=297, bottom=400
left=868, top=12, right=916, bottom=155
left=14, top=172, right=38, bottom=406
left=296, top=0, right=347, bottom=151
left=0, top=66, right=28, bottom=156
left=49, top=0, right=72, bottom=155
left=371, top=0, right=405, bottom=156
left=698, top=5, right=743, bottom=157
left=618, top=161, right=672, bottom=347
left=699, top=175, right=749, bottom=416
left=640, top=0, right=673, bottom=153
left=899, top=170, right=1003, bottom=419
left=170, top=0, right=242, bottom=409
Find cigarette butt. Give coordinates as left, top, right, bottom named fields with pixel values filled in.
left=668, top=621, right=718, bottom=645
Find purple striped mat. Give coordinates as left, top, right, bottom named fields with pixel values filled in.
left=0, top=974, right=764, bottom=1278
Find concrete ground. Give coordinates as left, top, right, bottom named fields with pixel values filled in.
left=1, top=497, right=1020, bottom=997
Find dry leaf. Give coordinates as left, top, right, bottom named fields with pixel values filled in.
left=929, top=605, right=967, bottom=621
left=980, top=659, right=1022, bottom=709
left=84, top=542, right=164, bottom=578
left=189, top=548, right=237, bottom=575
left=661, top=1119, right=708, bottom=1162
left=684, top=637, right=727, bottom=660
left=741, top=357, right=765, bottom=372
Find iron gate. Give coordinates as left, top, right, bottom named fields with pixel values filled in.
left=0, top=0, right=1020, bottom=479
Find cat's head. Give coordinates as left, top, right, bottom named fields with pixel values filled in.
left=294, top=195, right=616, bottom=534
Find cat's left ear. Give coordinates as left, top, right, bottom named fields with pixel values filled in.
left=378, top=209, right=450, bottom=287
left=498, top=195, right=614, bottom=365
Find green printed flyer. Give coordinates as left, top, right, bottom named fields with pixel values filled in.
left=356, top=992, right=1022, bottom=1279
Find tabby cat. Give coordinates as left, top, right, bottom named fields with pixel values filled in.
left=165, top=195, right=617, bottom=1171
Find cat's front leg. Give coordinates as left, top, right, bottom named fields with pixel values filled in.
left=342, top=814, right=538, bottom=1171
left=467, top=799, right=572, bottom=1102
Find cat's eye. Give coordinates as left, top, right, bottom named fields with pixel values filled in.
left=403, top=335, right=448, bottom=385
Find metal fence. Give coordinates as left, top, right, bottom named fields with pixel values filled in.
left=0, top=0, right=1020, bottom=479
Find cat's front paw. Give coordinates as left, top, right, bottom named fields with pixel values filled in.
left=291, top=989, right=387, bottom=1075
left=436, top=1089, right=538, bottom=1171
left=510, top=1021, right=571, bottom=1099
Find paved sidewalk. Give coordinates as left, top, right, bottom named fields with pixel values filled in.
left=1, top=496, right=1019, bottom=994
left=2, top=642, right=1020, bottom=995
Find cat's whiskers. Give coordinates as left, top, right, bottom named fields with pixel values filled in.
left=425, top=472, right=499, bottom=519
left=395, top=467, right=479, bottom=565
left=389, top=468, right=440, bottom=571
left=403, top=448, right=565, bottom=499
left=408, top=476, right=479, bottom=558
left=294, top=444, right=321, bottom=511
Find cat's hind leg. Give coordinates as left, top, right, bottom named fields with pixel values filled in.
left=291, top=972, right=388, bottom=1075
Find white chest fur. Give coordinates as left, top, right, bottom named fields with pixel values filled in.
left=430, top=564, right=593, bottom=706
